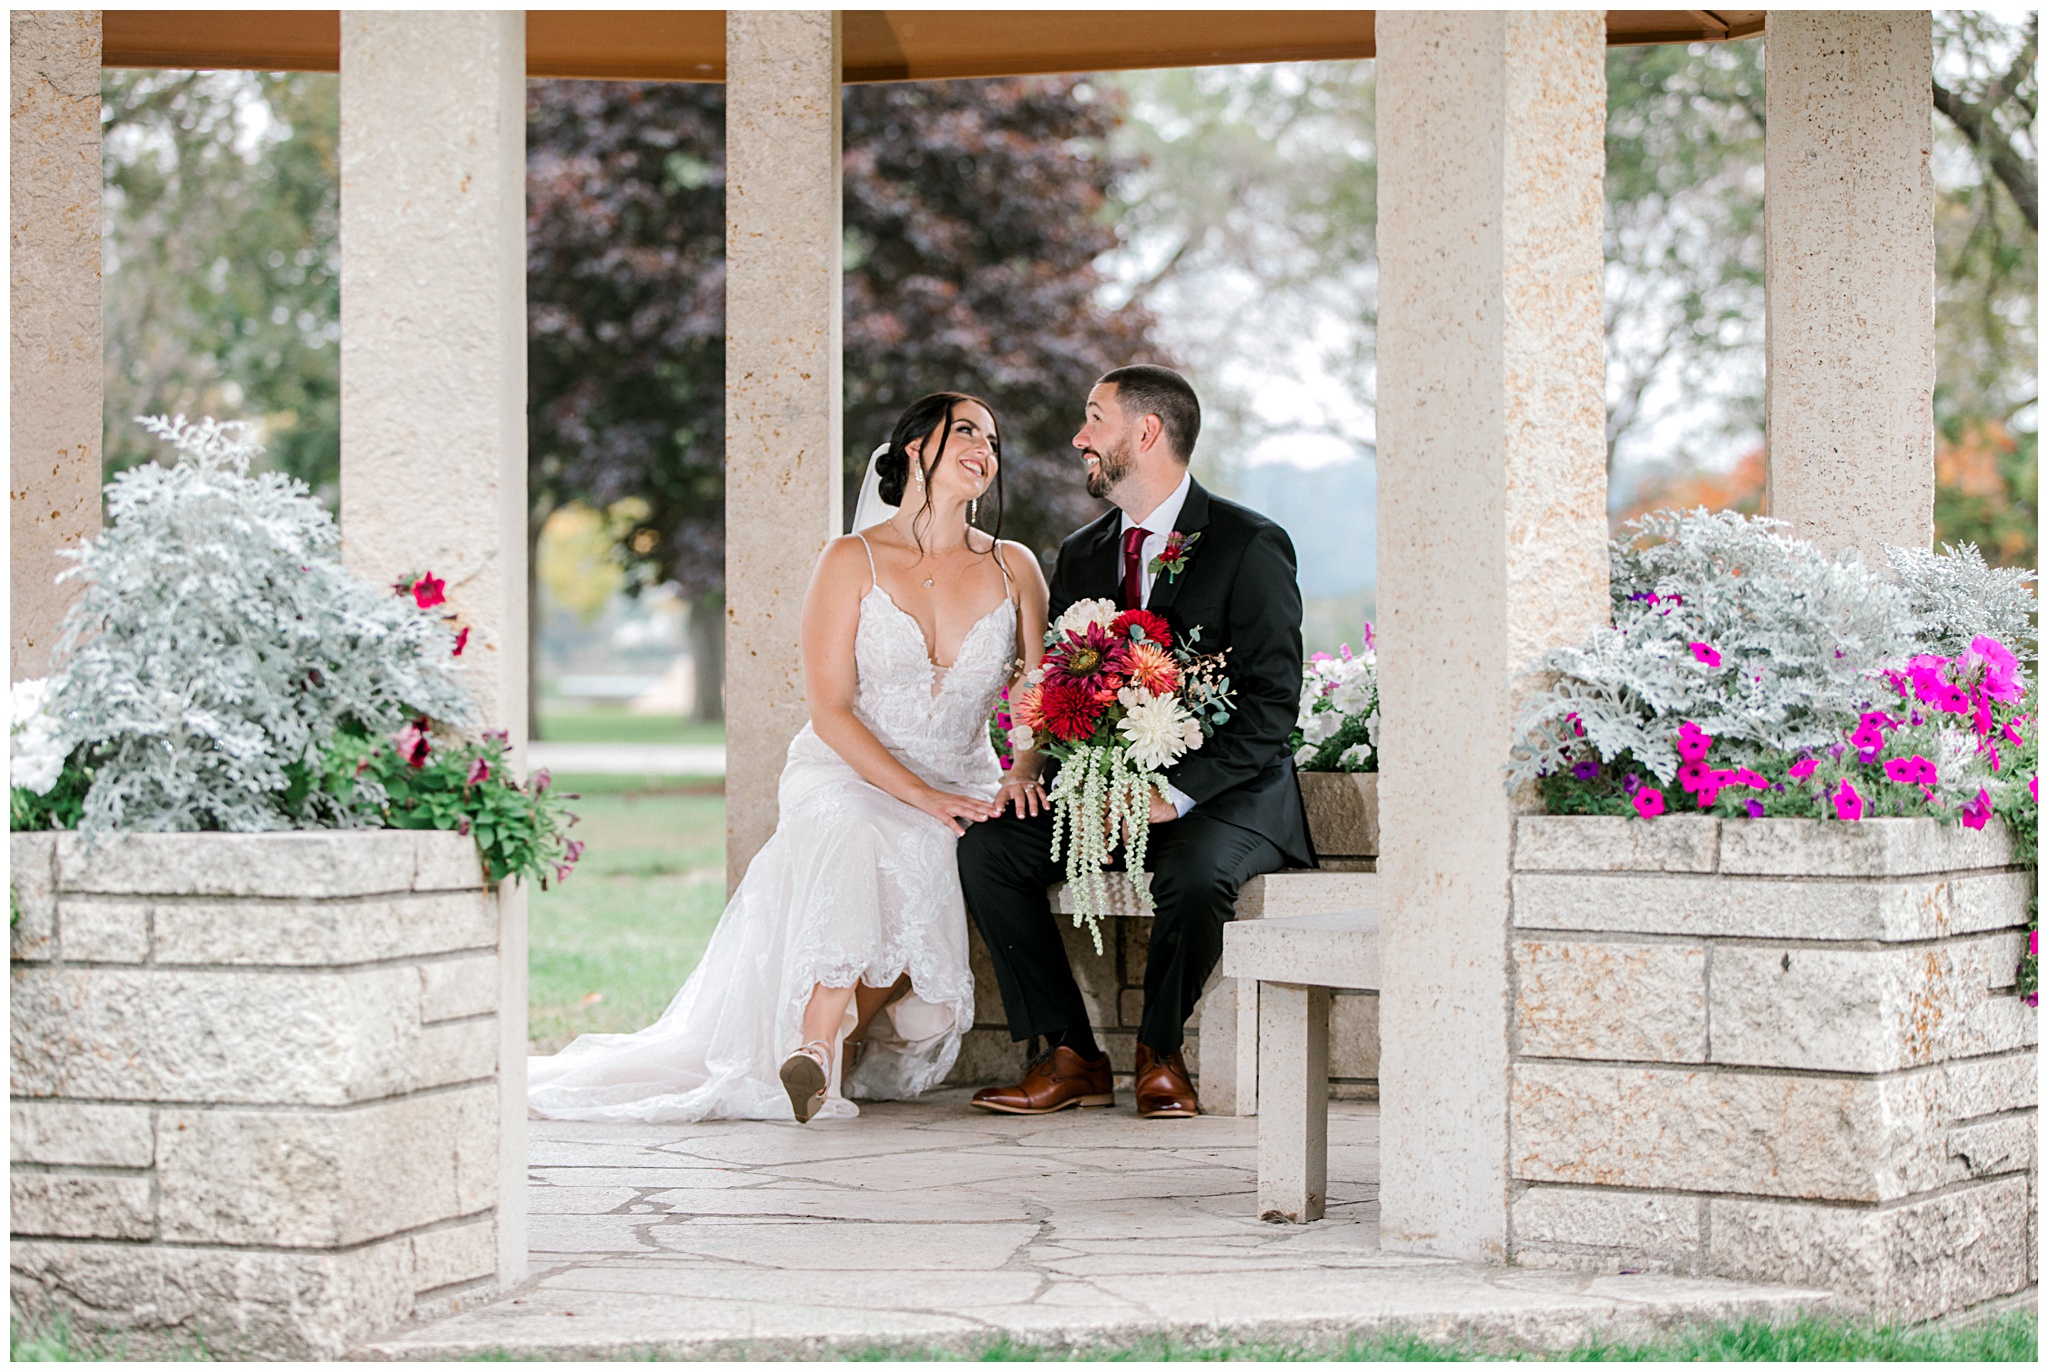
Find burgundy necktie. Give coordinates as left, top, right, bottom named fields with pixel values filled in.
left=1122, top=526, right=1149, bottom=610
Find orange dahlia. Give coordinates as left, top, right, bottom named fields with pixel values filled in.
left=1011, top=682, right=1044, bottom=730
left=1127, top=641, right=1181, bottom=696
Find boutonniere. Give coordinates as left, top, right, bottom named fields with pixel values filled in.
left=1147, top=531, right=1201, bottom=584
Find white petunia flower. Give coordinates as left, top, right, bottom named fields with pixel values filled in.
left=1053, top=597, right=1121, bottom=640
left=1301, top=710, right=1341, bottom=745
left=10, top=677, right=67, bottom=795
left=1338, top=742, right=1375, bottom=769
left=1117, top=690, right=1196, bottom=771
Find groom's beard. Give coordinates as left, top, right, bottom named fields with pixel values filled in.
left=1083, top=436, right=1134, bottom=500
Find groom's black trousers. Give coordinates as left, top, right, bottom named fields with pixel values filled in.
left=959, top=809, right=1286, bottom=1057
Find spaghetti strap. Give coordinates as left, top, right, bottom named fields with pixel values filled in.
left=991, top=541, right=1016, bottom=603
left=855, top=532, right=877, bottom=590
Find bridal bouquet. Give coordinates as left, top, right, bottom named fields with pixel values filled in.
left=1006, top=599, right=1234, bottom=952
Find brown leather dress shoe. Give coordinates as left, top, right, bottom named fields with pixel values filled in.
left=970, top=1045, right=1114, bottom=1114
left=1134, top=1043, right=1199, bottom=1118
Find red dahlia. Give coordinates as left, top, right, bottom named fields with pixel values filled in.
left=1038, top=680, right=1106, bottom=742
left=1112, top=609, right=1173, bottom=647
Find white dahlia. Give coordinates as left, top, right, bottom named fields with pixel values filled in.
left=1117, top=690, right=1196, bottom=772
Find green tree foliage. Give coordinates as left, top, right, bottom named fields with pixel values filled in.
left=1930, top=14, right=2038, bottom=567
left=101, top=70, right=340, bottom=502
left=1602, top=41, right=1767, bottom=476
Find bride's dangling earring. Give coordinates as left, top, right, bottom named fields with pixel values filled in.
left=968, top=497, right=979, bottom=528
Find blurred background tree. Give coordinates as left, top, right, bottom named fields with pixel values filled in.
left=1617, top=13, right=2036, bottom=564
left=101, top=69, right=340, bottom=501
left=524, top=75, right=1163, bottom=723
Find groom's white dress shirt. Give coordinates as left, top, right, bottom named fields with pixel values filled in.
left=1122, top=470, right=1197, bottom=818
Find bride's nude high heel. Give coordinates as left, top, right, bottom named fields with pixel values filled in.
left=779, top=1039, right=833, bottom=1123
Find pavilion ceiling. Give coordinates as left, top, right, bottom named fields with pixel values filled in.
left=104, top=10, right=1767, bottom=81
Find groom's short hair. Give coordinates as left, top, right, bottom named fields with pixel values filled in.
left=1099, top=365, right=1200, bottom=463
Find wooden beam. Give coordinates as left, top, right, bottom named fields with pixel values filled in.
left=103, top=9, right=1768, bottom=81
left=842, top=11, right=1374, bottom=82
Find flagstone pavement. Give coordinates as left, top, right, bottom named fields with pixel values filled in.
left=360, top=1091, right=1833, bottom=1360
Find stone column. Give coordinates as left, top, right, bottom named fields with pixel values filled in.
left=1763, top=11, right=1935, bottom=561
left=724, top=9, right=844, bottom=888
left=1373, top=11, right=1610, bottom=1263
left=338, top=9, right=529, bottom=1288
left=9, top=10, right=102, bottom=681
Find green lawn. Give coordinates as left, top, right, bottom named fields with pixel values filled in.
left=15, top=1309, right=2034, bottom=1363
left=848, top=1312, right=2039, bottom=1362
left=534, top=703, right=724, bottom=746
left=528, top=786, right=727, bottom=1053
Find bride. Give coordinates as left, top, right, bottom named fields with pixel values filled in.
left=527, top=392, right=1051, bottom=1124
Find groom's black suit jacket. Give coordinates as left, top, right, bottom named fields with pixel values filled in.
left=1046, top=477, right=1314, bottom=868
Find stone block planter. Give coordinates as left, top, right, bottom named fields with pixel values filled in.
left=1507, top=816, right=2035, bottom=1320
left=10, top=830, right=506, bottom=1359
left=1299, top=770, right=1378, bottom=860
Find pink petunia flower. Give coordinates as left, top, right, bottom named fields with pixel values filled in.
left=1832, top=779, right=1864, bottom=822
left=1689, top=642, right=1723, bottom=668
left=1677, top=759, right=1710, bottom=793
left=1633, top=788, right=1665, bottom=818
left=1963, top=635, right=2023, bottom=703
left=1788, top=757, right=1819, bottom=781
left=452, top=626, right=470, bottom=656
left=1676, top=721, right=1713, bottom=762
left=1961, top=787, right=1993, bottom=831
left=395, top=719, right=431, bottom=769
left=411, top=573, right=447, bottom=610
left=467, top=757, right=491, bottom=785
left=1883, top=755, right=1937, bottom=786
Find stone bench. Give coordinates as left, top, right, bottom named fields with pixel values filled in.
left=1220, top=909, right=1381, bottom=1223
left=949, top=867, right=1377, bottom=1110
left=947, top=772, right=1381, bottom=1112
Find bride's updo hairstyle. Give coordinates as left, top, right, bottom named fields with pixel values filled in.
left=877, top=391, right=1006, bottom=553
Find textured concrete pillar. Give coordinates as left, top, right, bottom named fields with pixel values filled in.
left=1764, top=12, right=1935, bottom=560
left=1374, top=11, right=1610, bottom=1263
left=9, top=10, right=102, bottom=681
left=338, top=9, right=528, bottom=1288
left=725, top=10, right=844, bottom=888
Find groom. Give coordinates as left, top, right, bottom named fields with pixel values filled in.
left=958, top=365, right=1312, bottom=1117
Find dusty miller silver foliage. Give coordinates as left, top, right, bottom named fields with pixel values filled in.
left=1884, top=541, right=2038, bottom=661
left=45, top=416, right=473, bottom=832
left=1507, top=509, right=2037, bottom=789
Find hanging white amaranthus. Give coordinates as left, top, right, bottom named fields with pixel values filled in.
left=1010, top=598, right=1233, bottom=953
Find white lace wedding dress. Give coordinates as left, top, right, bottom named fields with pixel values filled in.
left=527, top=541, right=1016, bottom=1123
